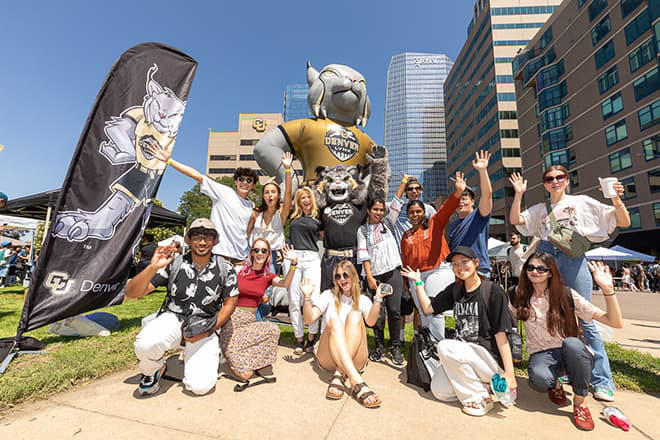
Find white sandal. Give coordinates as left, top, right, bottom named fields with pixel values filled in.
left=462, top=398, right=493, bottom=417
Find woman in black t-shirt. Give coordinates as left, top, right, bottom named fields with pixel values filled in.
left=402, top=246, right=516, bottom=417
left=286, top=187, right=322, bottom=354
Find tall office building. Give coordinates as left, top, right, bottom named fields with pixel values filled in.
left=514, top=0, right=660, bottom=253
left=207, top=113, right=292, bottom=184
left=283, top=84, right=313, bottom=122
left=444, top=0, right=562, bottom=237
left=385, top=53, right=454, bottom=202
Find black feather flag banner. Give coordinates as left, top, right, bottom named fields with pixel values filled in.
left=18, top=43, right=197, bottom=333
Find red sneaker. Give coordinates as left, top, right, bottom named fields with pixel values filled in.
left=573, top=404, right=595, bottom=431
left=547, top=384, right=568, bottom=406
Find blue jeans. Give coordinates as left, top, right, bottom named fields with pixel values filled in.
left=528, top=338, right=594, bottom=397
left=537, top=240, right=614, bottom=390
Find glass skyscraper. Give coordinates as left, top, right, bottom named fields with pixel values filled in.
left=385, top=53, right=454, bottom=202
left=283, top=84, right=313, bottom=122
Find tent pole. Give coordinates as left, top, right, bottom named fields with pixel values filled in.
left=42, top=207, right=52, bottom=245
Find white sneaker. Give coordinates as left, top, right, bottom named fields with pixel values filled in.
left=593, top=387, right=615, bottom=402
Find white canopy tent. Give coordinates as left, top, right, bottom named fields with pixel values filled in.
left=0, top=214, right=41, bottom=231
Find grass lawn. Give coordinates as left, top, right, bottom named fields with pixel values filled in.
left=1, top=285, right=659, bottom=410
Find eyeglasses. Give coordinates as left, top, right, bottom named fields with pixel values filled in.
left=237, top=176, right=255, bottom=184
left=251, top=248, right=269, bottom=255
left=190, top=233, right=216, bottom=242
left=526, top=264, right=550, bottom=273
left=407, top=186, right=422, bottom=192
left=543, top=174, right=567, bottom=184
left=334, top=272, right=351, bottom=281
left=451, top=259, right=473, bottom=268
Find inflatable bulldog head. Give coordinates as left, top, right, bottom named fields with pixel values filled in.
left=306, top=62, right=371, bottom=127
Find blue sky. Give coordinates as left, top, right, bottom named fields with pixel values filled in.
left=1, top=1, right=474, bottom=211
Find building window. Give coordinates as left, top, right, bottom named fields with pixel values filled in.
left=594, top=39, right=616, bottom=69
left=654, top=202, right=660, bottom=226
left=495, top=57, right=515, bottom=63
left=601, top=92, right=623, bottom=119
left=569, top=170, right=579, bottom=187
left=209, top=155, right=236, bottom=161
left=500, top=129, right=519, bottom=138
left=496, top=75, right=514, bottom=83
left=605, top=119, right=628, bottom=145
left=624, top=8, right=651, bottom=45
left=502, top=148, right=521, bottom=157
left=588, top=0, right=608, bottom=21
left=537, top=81, right=567, bottom=112
left=540, top=27, right=553, bottom=50
left=239, top=154, right=254, bottom=161
left=541, top=125, right=573, bottom=154
left=578, top=0, right=587, bottom=6
left=622, top=207, right=642, bottom=230
left=643, top=135, right=660, bottom=160
left=620, top=176, right=637, bottom=200
left=497, top=93, right=517, bottom=101
left=239, top=139, right=259, bottom=146
left=597, top=66, right=619, bottom=94
left=591, top=16, right=611, bottom=45
left=629, top=39, right=656, bottom=73
left=545, top=148, right=576, bottom=168
left=498, top=110, right=517, bottom=119
left=609, top=148, right=633, bottom=172
left=492, top=23, right=544, bottom=29
left=536, top=61, right=565, bottom=91
left=540, top=103, right=570, bottom=133
left=649, top=168, right=660, bottom=192
left=491, top=6, right=559, bottom=15
left=621, top=0, right=644, bottom=18
left=638, top=99, right=660, bottom=130
left=494, top=40, right=531, bottom=46
left=633, top=67, right=660, bottom=101
left=209, top=168, right=235, bottom=174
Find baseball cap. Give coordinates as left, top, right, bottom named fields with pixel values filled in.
left=447, top=246, right=478, bottom=261
left=186, top=218, right=217, bottom=237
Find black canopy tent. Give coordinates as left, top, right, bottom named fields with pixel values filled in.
left=0, top=189, right=185, bottom=227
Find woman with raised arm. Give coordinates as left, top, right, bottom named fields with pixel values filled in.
left=247, top=152, right=294, bottom=274
left=401, top=246, right=516, bottom=417
left=511, top=254, right=623, bottom=431
left=220, top=239, right=298, bottom=381
left=509, top=166, right=629, bottom=403
left=301, top=261, right=390, bottom=408
left=286, top=186, right=322, bottom=354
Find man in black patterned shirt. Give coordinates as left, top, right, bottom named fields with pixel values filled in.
left=126, top=218, right=238, bottom=396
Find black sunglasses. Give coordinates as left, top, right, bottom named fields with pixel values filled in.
left=526, top=264, right=550, bottom=273
left=406, top=186, right=422, bottom=191
left=251, top=248, right=269, bottom=254
left=543, top=174, right=567, bottom=184
left=238, top=176, right=255, bottom=184
left=334, top=272, right=351, bottom=281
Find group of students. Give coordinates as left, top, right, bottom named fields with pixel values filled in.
left=126, top=145, right=631, bottom=431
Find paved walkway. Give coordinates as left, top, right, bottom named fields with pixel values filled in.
left=1, top=337, right=659, bottom=440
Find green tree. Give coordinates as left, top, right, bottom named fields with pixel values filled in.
left=177, top=177, right=262, bottom=226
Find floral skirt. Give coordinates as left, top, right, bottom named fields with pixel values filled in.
left=220, top=307, right=280, bottom=375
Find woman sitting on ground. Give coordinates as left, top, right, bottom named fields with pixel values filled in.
left=511, top=253, right=623, bottom=431
left=402, top=246, right=516, bottom=417
left=301, top=260, right=390, bottom=408
left=220, top=238, right=298, bottom=380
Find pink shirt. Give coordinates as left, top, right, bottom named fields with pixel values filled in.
left=518, top=290, right=604, bottom=355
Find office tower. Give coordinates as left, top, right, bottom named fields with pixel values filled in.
left=514, top=0, right=660, bottom=253
left=445, top=0, right=562, bottom=237
left=385, top=53, right=454, bottom=202
left=283, top=84, right=313, bottom=122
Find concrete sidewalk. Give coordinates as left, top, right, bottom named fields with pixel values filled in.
left=1, top=344, right=658, bottom=440
left=612, top=319, right=660, bottom=358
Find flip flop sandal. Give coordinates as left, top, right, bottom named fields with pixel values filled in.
left=351, top=382, right=381, bottom=409
left=326, top=374, right=345, bottom=400
left=223, top=368, right=277, bottom=392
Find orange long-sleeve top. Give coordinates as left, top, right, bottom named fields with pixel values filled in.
left=400, top=194, right=460, bottom=272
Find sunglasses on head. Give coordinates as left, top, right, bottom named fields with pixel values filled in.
left=334, top=272, right=351, bottom=281
left=526, top=264, right=550, bottom=273
left=237, top=176, right=254, bottom=184
left=251, top=248, right=269, bottom=255
left=543, top=174, right=567, bottom=184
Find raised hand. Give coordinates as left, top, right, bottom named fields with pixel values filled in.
left=453, top=171, right=467, bottom=195
left=587, top=261, right=614, bottom=291
left=150, top=245, right=175, bottom=269
left=509, top=172, right=527, bottom=194
left=143, top=139, right=171, bottom=163
left=281, top=244, right=298, bottom=265
left=376, top=283, right=393, bottom=299
left=300, top=278, right=315, bottom=297
left=472, top=150, right=491, bottom=171
left=370, top=145, right=387, bottom=159
left=281, top=151, right=293, bottom=169
left=400, top=266, right=422, bottom=283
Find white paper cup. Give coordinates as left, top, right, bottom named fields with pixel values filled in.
left=599, top=177, right=618, bottom=198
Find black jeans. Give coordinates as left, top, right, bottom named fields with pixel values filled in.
left=367, top=267, right=403, bottom=348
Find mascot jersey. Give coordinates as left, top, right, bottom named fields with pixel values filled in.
left=111, top=107, right=175, bottom=202
left=321, top=203, right=367, bottom=250
left=278, top=118, right=376, bottom=183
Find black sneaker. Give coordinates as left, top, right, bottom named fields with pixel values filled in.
left=390, top=345, right=405, bottom=365
left=369, top=345, right=386, bottom=362
left=303, top=335, right=317, bottom=353
left=293, top=341, right=304, bottom=355
left=138, top=364, right=166, bottom=396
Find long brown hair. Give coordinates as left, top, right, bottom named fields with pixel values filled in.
left=331, top=260, right=361, bottom=312
left=255, top=182, right=281, bottom=213
left=511, top=252, right=580, bottom=338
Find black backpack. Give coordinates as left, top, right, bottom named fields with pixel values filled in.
left=405, top=327, right=441, bottom=392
